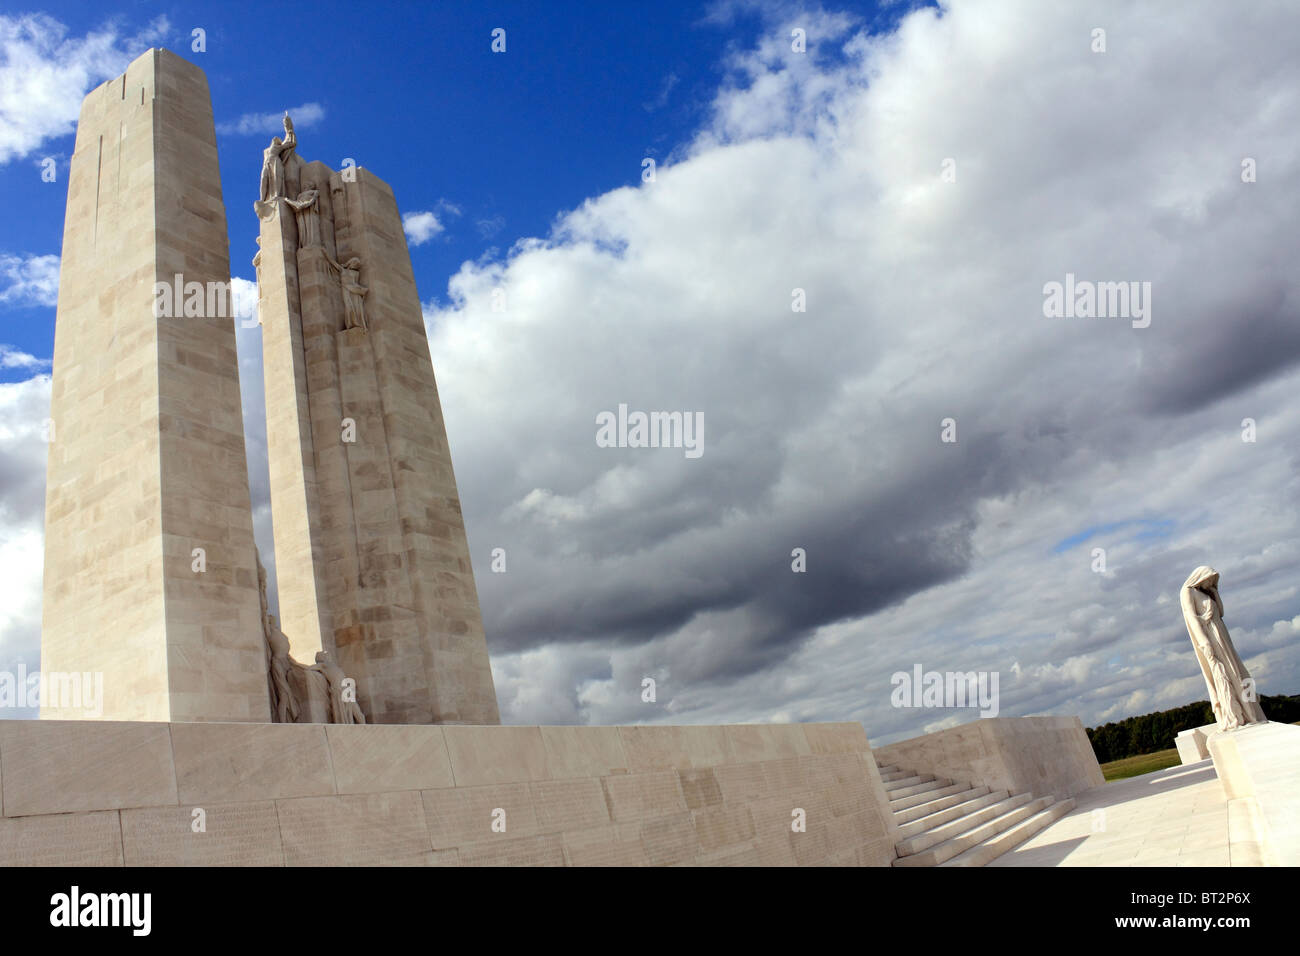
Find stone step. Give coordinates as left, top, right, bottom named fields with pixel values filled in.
left=896, top=789, right=1010, bottom=841
left=895, top=791, right=1019, bottom=855
left=941, top=798, right=1075, bottom=867
left=893, top=794, right=1048, bottom=866
left=882, top=773, right=935, bottom=792
left=892, top=785, right=991, bottom=826
left=886, top=777, right=949, bottom=800
left=879, top=769, right=913, bottom=783
left=876, top=764, right=902, bottom=776
left=889, top=782, right=971, bottom=811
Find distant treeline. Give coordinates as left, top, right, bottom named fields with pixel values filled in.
left=1086, top=694, right=1300, bottom=764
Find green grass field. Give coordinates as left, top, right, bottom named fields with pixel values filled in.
left=1097, top=722, right=1300, bottom=782
left=1099, top=747, right=1183, bottom=781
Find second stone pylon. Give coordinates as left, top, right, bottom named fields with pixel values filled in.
left=255, top=116, right=500, bottom=724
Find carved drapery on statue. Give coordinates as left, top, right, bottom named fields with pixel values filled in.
left=1180, top=566, right=1267, bottom=732
left=284, top=185, right=321, bottom=249
left=255, top=113, right=296, bottom=218
left=257, top=551, right=366, bottom=724
left=313, top=652, right=367, bottom=724
left=255, top=116, right=368, bottom=335
left=326, top=255, right=368, bottom=330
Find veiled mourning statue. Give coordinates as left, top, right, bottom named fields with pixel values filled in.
left=1180, top=566, right=1267, bottom=731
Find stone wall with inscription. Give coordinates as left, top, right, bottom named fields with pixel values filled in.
left=0, top=720, right=898, bottom=866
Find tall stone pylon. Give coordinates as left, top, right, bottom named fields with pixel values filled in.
left=255, top=126, right=500, bottom=724
left=41, top=49, right=271, bottom=722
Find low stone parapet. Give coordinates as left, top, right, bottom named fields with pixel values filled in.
left=1175, top=722, right=1219, bottom=764
left=872, top=715, right=1104, bottom=801
left=0, top=719, right=897, bottom=866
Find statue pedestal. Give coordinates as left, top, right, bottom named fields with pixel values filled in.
left=1174, top=722, right=1220, bottom=764
left=1207, top=721, right=1300, bottom=865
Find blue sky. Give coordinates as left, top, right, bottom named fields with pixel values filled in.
left=2, top=1, right=1299, bottom=739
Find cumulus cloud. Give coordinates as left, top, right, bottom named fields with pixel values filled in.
left=422, top=0, right=1300, bottom=738
left=229, top=276, right=258, bottom=327
left=0, top=253, right=59, bottom=306
left=403, top=201, right=461, bottom=246
left=403, top=211, right=445, bottom=246
left=0, top=345, right=50, bottom=370
left=0, top=13, right=170, bottom=164
left=215, top=102, right=326, bottom=137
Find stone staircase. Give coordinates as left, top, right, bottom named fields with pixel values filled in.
left=877, top=762, right=1074, bottom=866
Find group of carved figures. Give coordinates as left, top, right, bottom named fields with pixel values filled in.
left=259, top=113, right=368, bottom=331
left=258, top=555, right=365, bottom=725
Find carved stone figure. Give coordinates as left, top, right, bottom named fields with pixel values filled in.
left=325, top=254, right=368, bottom=330
left=284, top=184, right=322, bottom=249
left=251, top=246, right=265, bottom=326
left=312, top=651, right=366, bottom=724
left=266, top=622, right=299, bottom=723
left=257, top=555, right=300, bottom=723
left=297, top=665, right=331, bottom=722
left=258, top=113, right=297, bottom=204
left=1180, top=566, right=1267, bottom=731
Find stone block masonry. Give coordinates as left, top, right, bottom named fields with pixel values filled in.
left=872, top=716, right=1104, bottom=801
left=0, top=721, right=897, bottom=866
left=41, top=49, right=270, bottom=723
left=257, top=136, right=498, bottom=723
left=41, top=45, right=499, bottom=726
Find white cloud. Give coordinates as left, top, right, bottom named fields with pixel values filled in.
left=229, top=276, right=258, bottom=327
left=403, top=202, right=460, bottom=247
left=215, top=102, right=326, bottom=137
left=402, top=211, right=444, bottom=246
left=0, top=345, right=50, bottom=370
left=0, top=253, right=59, bottom=307
left=0, top=13, right=170, bottom=164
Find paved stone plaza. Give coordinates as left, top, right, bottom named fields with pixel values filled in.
left=990, top=761, right=1243, bottom=867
